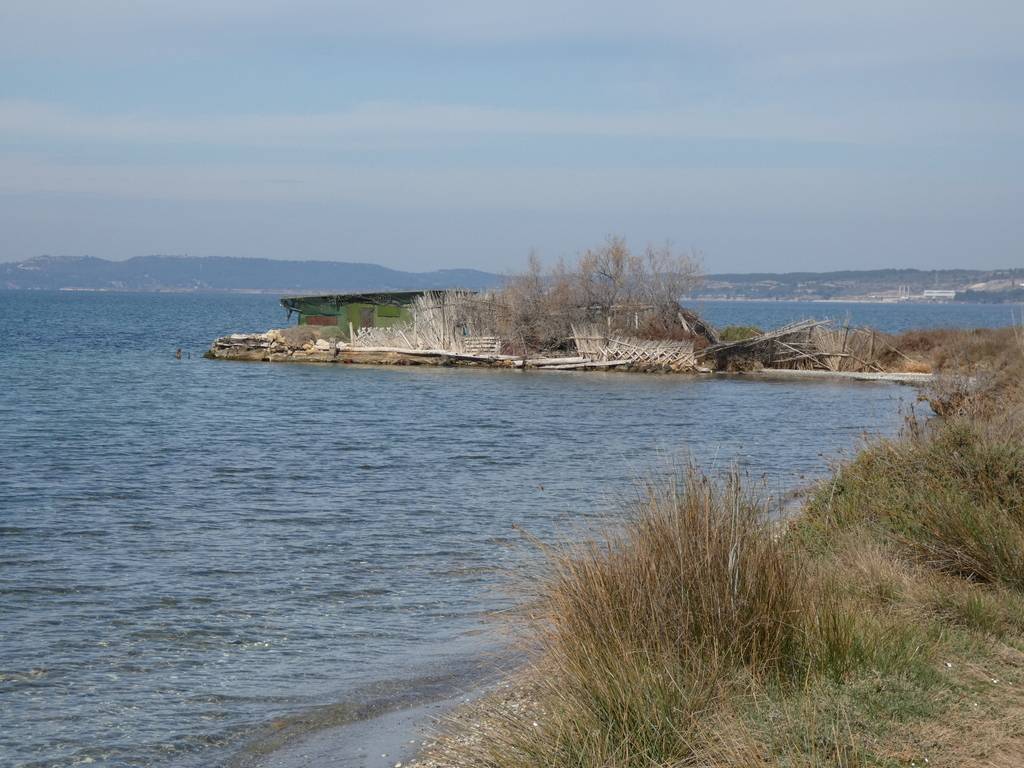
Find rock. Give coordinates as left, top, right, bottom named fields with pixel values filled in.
left=314, top=338, right=331, bottom=351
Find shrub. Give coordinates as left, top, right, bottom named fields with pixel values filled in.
left=806, top=418, right=1024, bottom=589
left=719, top=325, right=763, bottom=342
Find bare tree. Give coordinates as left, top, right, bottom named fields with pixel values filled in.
left=494, top=236, right=704, bottom=352
left=642, top=242, right=702, bottom=306
left=577, top=235, right=639, bottom=315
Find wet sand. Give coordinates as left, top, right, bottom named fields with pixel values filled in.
left=244, top=694, right=468, bottom=768
left=232, top=653, right=521, bottom=768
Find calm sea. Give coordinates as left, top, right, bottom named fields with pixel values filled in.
left=0, top=292, right=1018, bottom=768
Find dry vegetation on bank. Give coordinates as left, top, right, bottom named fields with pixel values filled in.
left=421, top=327, right=1024, bottom=767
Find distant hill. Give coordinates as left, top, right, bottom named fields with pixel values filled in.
left=0, top=255, right=503, bottom=293
left=3, top=257, right=1022, bottom=302
left=696, top=268, right=1024, bottom=301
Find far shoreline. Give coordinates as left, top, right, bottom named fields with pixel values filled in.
left=12, top=286, right=1021, bottom=306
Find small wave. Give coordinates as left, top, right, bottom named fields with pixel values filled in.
left=0, top=667, right=49, bottom=685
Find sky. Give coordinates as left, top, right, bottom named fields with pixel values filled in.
left=1, top=2, right=1022, bottom=273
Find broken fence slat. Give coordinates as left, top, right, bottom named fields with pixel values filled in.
left=542, top=360, right=631, bottom=370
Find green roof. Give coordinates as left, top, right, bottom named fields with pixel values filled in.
left=280, top=291, right=428, bottom=312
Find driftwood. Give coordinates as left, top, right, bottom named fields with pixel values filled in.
left=678, top=308, right=719, bottom=345
left=572, top=324, right=698, bottom=371
left=541, top=360, right=632, bottom=370
left=700, top=319, right=890, bottom=373
left=342, top=300, right=705, bottom=371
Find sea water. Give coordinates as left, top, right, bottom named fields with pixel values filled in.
left=0, top=291, right=1017, bottom=767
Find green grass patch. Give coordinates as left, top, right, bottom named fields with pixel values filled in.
left=718, top=324, right=764, bottom=342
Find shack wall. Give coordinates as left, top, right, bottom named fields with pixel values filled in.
left=296, top=300, right=413, bottom=336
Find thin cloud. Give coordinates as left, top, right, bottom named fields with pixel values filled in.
left=2, top=151, right=1015, bottom=215
left=1, top=100, right=1020, bottom=151
left=2, top=1, right=1022, bottom=53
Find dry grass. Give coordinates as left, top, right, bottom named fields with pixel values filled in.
left=430, top=467, right=951, bottom=767
left=897, top=326, right=1024, bottom=416
left=466, top=470, right=809, bottom=766
left=895, top=358, right=932, bottom=373
left=423, top=323, right=1024, bottom=768
left=890, top=326, right=1023, bottom=371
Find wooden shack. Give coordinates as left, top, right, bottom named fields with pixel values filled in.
left=280, top=292, right=422, bottom=338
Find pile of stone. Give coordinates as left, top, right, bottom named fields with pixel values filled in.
left=206, top=331, right=345, bottom=362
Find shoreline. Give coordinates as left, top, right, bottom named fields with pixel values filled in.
left=205, top=331, right=934, bottom=381
left=204, top=309, right=949, bottom=378
left=226, top=652, right=520, bottom=768
left=23, top=287, right=1018, bottom=306
left=206, top=343, right=933, bottom=385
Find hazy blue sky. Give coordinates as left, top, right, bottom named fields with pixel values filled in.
left=1, top=2, right=1022, bottom=272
